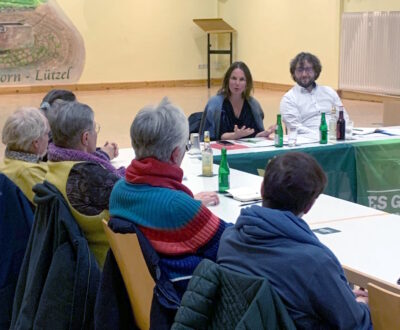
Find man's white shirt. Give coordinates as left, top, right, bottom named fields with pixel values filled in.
left=280, top=83, right=349, bottom=139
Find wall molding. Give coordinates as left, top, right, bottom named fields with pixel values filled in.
left=0, top=80, right=399, bottom=103
left=338, top=90, right=400, bottom=103
left=0, top=79, right=222, bottom=95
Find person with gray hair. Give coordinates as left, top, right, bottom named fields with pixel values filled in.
left=44, top=100, right=122, bottom=267
left=0, top=107, right=49, bottom=203
left=280, top=52, right=349, bottom=139
left=110, top=97, right=229, bottom=299
left=40, top=88, right=119, bottom=160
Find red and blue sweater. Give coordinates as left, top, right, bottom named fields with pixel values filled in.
left=109, top=158, right=229, bottom=296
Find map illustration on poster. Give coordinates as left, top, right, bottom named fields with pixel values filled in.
left=0, top=0, right=85, bottom=85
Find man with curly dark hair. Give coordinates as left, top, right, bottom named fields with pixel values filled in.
left=280, top=52, right=349, bottom=139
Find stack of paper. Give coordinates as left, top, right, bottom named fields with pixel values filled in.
left=226, top=187, right=262, bottom=202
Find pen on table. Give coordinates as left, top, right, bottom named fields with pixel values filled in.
left=239, top=200, right=261, bottom=207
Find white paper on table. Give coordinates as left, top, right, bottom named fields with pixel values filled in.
left=235, top=137, right=275, bottom=148
left=226, top=187, right=262, bottom=202
left=283, top=135, right=318, bottom=145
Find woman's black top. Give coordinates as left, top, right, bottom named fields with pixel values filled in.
left=219, top=98, right=260, bottom=139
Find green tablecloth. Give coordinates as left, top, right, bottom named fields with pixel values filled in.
left=355, top=139, right=400, bottom=214
left=214, top=138, right=400, bottom=213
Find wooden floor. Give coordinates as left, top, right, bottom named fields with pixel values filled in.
left=0, top=87, right=383, bottom=159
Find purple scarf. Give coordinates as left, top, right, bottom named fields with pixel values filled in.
left=47, top=143, right=125, bottom=177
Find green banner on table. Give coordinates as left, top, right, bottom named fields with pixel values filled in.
left=355, top=139, right=400, bottom=214
left=215, top=143, right=357, bottom=202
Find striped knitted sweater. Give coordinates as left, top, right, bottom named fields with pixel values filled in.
left=109, top=158, right=229, bottom=294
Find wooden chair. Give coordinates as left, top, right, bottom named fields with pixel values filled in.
left=102, top=219, right=155, bottom=330
left=368, top=282, right=400, bottom=330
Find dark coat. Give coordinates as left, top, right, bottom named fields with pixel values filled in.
left=172, top=259, right=296, bottom=330
left=0, top=174, right=34, bottom=330
left=217, top=206, right=372, bottom=329
left=11, top=181, right=101, bottom=330
left=94, top=217, right=180, bottom=330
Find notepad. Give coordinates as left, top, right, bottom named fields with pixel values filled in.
left=226, top=187, right=262, bottom=202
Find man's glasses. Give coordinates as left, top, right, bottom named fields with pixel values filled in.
left=295, top=67, right=314, bottom=74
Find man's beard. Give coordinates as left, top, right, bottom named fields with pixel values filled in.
left=296, top=78, right=315, bottom=89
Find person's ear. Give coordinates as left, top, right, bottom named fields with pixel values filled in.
left=170, top=147, right=180, bottom=164
left=31, top=139, right=40, bottom=154
left=81, top=131, right=90, bottom=147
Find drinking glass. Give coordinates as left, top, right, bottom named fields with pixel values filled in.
left=188, top=133, right=201, bottom=154
left=346, top=120, right=354, bottom=140
left=288, top=126, right=298, bottom=147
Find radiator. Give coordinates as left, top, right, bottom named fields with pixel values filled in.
left=339, top=11, right=400, bottom=96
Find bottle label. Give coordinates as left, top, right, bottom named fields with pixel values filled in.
left=274, top=127, right=283, bottom=147
left=202, top=152, right=213, bottom=176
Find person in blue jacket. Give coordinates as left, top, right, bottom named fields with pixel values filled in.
left=217, top=152, right=372, bottom=329
left=201, top=61, right=275, bottom=140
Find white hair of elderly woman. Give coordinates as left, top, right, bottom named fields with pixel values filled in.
left=2, top=107, right=48, bottom=153
left=130, top=97, right=189, bottom=162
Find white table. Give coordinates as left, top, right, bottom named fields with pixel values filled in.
left=113, top=148, right=399, bottom=288
left=311, top=214, right=400, bottom=290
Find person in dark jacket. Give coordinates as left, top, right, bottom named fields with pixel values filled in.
left=217, top=152, right=372, bottom=329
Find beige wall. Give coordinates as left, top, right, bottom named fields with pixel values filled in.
left=54, top=0, right=400, bottom=88
left=218, top=0, right=342, bottom=88
left=343, top=0, right=400, bottom=12
left=57, top=0, right=217, bottom=84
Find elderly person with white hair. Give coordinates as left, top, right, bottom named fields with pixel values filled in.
left=45, top=100, right=120, bottom=267
left=1, top=107, right=49, bottom=203
left=40, top=89, right=120, bottom=161
left=109, top=97, right=230, bottom=298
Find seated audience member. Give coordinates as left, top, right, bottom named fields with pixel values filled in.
left=40, top=88, right=120, bottom=161
left=45, top=100, right=121, bottom=267
left=201, top=61, right=274, bottom=140
left=217, top=152, right=371, bottom=329
left=0, top=107, right=49, bottom=204
left=280, top=52, right=349, bottom=139
left=39, top=88, right=77, bottom=112
left=110, top=97, right=229, bottom=297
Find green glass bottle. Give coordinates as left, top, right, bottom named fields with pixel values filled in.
left=218, top=148, right=230, bottom=193
left=320, top=112, right=328, bottom=144
left=274, top=114, right=283, bottom=147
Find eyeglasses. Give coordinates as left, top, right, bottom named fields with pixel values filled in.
left=295, top=67, right=314, bottom=74
left=94, top=122, right=101, bottom=134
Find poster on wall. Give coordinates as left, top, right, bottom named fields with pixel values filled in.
left=0, top=0, right=85, bottom=86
